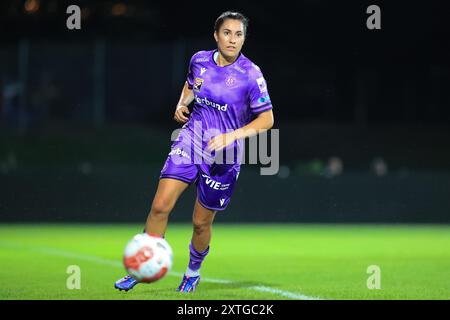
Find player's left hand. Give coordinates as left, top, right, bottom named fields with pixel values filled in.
left=207, top=132, right=236, bottom=152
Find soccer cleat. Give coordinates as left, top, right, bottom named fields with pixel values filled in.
left=114, top=274, right=139, bottom=292
left=176, top=274, right=200, bottom=293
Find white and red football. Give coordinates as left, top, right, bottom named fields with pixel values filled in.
left=123, top=233, right=173, bottom=283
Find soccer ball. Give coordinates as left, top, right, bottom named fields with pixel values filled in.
left=123, top=233, right=173, bottom=283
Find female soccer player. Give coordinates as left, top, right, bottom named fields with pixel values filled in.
left=115, top=11, right=274, bottom=293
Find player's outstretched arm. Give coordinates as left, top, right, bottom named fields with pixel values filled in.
left=173, top=81, right=194, bottom=124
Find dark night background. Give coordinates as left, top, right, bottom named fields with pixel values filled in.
left=0, top=0, right=449, bottom=223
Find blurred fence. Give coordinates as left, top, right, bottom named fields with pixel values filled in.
left=0, top=39, right=200, bottom=129
left=1, top=37, right=450, bottom=131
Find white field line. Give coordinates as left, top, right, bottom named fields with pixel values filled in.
left=0, top=241, right=322, bottom=300
left=249, top=286, right=322, bottom=300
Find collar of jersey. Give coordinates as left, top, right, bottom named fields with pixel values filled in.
left=211, top=49, right=242, bottom=68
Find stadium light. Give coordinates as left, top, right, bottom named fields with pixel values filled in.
left=111, top=3, right=127, bottom=16
left=24, top=0, right=40, bottom=14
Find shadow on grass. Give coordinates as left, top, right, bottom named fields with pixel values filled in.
left=130, top=280, right=274, bottom=296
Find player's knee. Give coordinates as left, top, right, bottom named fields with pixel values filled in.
left=192, top=218, right=211, bottom=235
left=151, top=198, right=172, bottom=217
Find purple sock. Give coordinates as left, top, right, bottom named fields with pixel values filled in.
left=188, top=242, right=209, bottom=271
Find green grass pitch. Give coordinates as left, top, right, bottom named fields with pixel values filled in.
left=0, top=223, right=449, bottom=300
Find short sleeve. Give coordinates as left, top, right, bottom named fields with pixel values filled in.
left=186, top=53, right=197, bottom=89
left=248, top=68, right=273, bottom=115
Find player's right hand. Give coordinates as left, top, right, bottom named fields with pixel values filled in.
left=173, top=105, right=190, bottom=124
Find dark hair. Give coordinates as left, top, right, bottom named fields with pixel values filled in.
left=214, top=11, right=249, bottom=36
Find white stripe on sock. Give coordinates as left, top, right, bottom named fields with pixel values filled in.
left=185, top=267, right=200, bottom=277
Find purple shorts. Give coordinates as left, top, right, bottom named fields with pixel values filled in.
left=159, top=144, right=240, bottom=211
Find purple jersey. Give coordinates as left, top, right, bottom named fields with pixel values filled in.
left=160, top=49, right=273, bottom=210
left=178, top=49, right=273, bottom=165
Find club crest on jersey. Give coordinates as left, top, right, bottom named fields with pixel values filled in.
left=226, top=75, right=236, bottom=87
left=193, top=78, right=204, bottom=92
